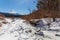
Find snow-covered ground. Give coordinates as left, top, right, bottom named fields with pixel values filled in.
left=0, top=18, right=60, bottom=40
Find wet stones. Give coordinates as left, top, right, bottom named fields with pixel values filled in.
left=35, top=31, right=44, bottom=37
left=25, top=30, right=32, bottom=33
left=55, top=34, right=60, bottom=37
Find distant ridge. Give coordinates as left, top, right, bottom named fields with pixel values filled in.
left=0, top=12, right=21, bottom=17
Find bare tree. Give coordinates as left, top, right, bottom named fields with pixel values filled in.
left=37, top=0, right=59, bottom=11
left=37, top=0, right=60, bottom=21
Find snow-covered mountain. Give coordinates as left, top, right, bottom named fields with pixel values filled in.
left=0, top=12, right=21, bottom=17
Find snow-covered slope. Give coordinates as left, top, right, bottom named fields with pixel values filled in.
left=0, top=18, right=60, bottom=40
left=0, top=18, right=37, bottom=40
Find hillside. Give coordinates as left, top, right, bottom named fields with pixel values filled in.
left=20, top=9, right=59, bottom=21
left=0, top=18, right=60, bottom=40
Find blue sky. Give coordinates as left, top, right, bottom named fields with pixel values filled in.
left=0, top=0, right=37, bottom=15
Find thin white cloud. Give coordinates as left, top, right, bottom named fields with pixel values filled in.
left=8, top=10, right=17, bottom=14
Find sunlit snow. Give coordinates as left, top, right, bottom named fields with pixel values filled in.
left=0, top=18, right=60, bottom=40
